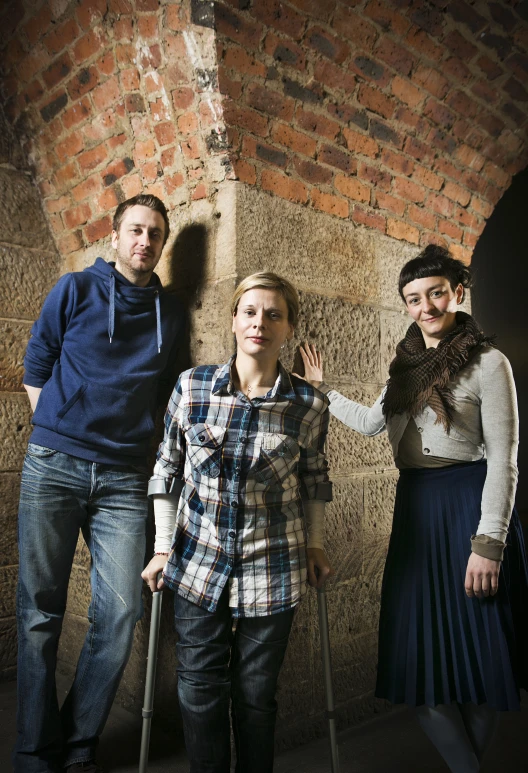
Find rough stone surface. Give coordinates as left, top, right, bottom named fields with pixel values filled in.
left=324, top=478, right=363, bottom=583
left=364, top=472, right=399, bottom=542
left=0, top=320, right=31, bottom=393
left=0, top=169, right=55, bottom=252
left=0, top=108, right=26, bottom=168
left=73, top=533, right=91, bottom=570
left=0, top=618, right=17, bottom=674
left=0, top=244, right=60, bottom=320
left=324, top=383, right=394, bottom=474
left=176, top=277, right=237, bottom=367
left=0, top=395, right=32, bottom=472
left=380, top=310, right=410, bottom=380
left=0, top=566, right=18, bottom=618
left=66, top=566, right=91, bottom=618
left=0, top=473, right=20, bottom=568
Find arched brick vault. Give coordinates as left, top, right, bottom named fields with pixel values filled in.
left=1, top=0, right=528, bottom=740
left=0, top=0, right=527, bottom=266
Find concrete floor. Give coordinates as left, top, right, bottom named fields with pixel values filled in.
left=1, top=677, right=527, bottom=772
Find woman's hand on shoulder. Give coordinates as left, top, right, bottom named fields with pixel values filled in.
left=141, top=554, right=168, bottom=593
left=464, top=551, right=500, bottom=598
left=306, top=547, right=334, bottom=589
left=292, top=343, right=324, bottom=388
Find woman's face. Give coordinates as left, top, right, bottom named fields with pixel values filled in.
left=401, top=275, right=463, bottom=347
left=232, top=288, right=294, bottom=361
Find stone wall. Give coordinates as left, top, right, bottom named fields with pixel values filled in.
left=0, top=106, right=61, bottom=681
left=0, top=0, right=526, bottom=748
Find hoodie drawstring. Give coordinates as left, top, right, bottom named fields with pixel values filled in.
left=155, top=291, right=162, bottom=353
left=108, top=273, right=115, bottom=344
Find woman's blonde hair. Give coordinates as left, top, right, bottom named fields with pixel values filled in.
left=231, top=272, right=300, bottom=326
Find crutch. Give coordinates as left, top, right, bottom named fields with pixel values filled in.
left=317, top=585, right=340, bottom=773
left=139, top=574, right=163, bottom=773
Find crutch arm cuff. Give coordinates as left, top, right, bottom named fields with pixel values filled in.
left=147, top=477, right=184, bottom=499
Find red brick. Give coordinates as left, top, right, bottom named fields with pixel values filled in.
left=287, top=0, right=335, bottom=21
left=333, top=7, right=379, bottom=51
left=119, top=68, right=139, bottom=93
left=443, top=181, right=471, bottom=206
left=304, top=25, right=350, bottom=64
left=450, top=244, right=472, bottom=264
left=446, top=89, right=480, bottom=119
left=453, top=204, right=479, bottom=230
left=92, top=76, right=120, bottom=111
left=77, top=0, right=107, bottom=29
left=294, top=107, right=339, bottom=141
left=137, top=0, right=159, bottom=9
left=411, top=66, right=448, bottom=100
left=232, top=160, right=257, bottom=185
left=357, top=83, right=395, bottom=119
left=349, top=54, right=390, bottom=87
left=391, top=75, right=423, bottom=108
left=242, top=137, right=288, bottom=168
left=141, top=161, right=160, bottom=184
left=85, top=215, right=112, bottom=243
left=17, top=46, right=52, bottom=84
left=463, top=230, right=479, bottom=249
left=293, top=157, right=333, bottom=185
left=72, top=28, right=108, bottom=65
left=358, top=163, right=391, bottom=191
left=24, top=4, right=53, bottom=45
left=476, top=113, right=504, bottom=139
left=434, top=158, right=462, bottom=182
left=134, top=139, right=156, bottom=162
left=176, top=112, right=198, bottom=135
left=166, top=4, right=186, bottom=31
left=102, top=158, right=135, bottom=186
left=215, top=4, right=263, bottom=50
left=67, top=66, right=100, bottom=100
left=318, top=145, right=357, bottom=174
left=125, top=93, right=146, bottom=113
left=46, top=195, right=72, bottom=214
left=63, top=202, right=92, bottom=229
left=437, top=219, right=463, bottom=241
left=181, top=136, right=201, bottom=160
left=460, top=170, right=487, bottom=196
left=72, top=173, right=103, bottom=201
left=393, top=107, right=428, bottom=136
left=246, top=84, right=295, bottom=122
left=54, top=161, right=78, bottom=190
left=44, top=18, right=80, bottom=55
left=224, top=45, right=267, bottom=78
left=408, top=204, right=436, bottom=230
left=375, top=37, right=414, bottom=77
left=261, top=169, right=309, bottom=205
left=470, top=196, right=492, bottom=218
left=137, top=15, right=158, bottom=39
left=380, top=148, right=414, bottom=176
left=313, top=59, right=356, bottom=94
left=424, top=98, right=456, bottom=130
left=364, top=0, right=411, bottom=36
left=335, top=175, right=371, bottom=204
left=263, top=32, right=307, bottom=72
left=351, top=206, right=386, bottom=233
left=387, top=218, right=419, bottom=244
left=120, top=173, right=143, bottom=199
left=476, top=55, right=503, bottom=81
left=56, top=132, right=85, bottom=163
left=375, top=191, right=405, bottom=217
left=114, top=17, right=134, bottom=40
left=343, top=128, right=378, bottom=159
left=161, top=148, right=175, bottom=169
left=427, top=192, right=454, bottom=218
left=252, top=0, right=306, bottom=40
left=78, top=143, right=108, bottom=171
left=442, top=56, right=472, bottom=86
left=58, top=230, right=84, bottom=254
left=223, top=102, right=269, bottom=137
left=153, top=122, right=176, bottom=147
left=191, top=183, right=208, bottom=201
left=271, top=122, right=317, bottom=157
left=311, top=189, right=349, bottom=218
left=97, top=51, right=115, bottom=77
left=172, top=87, right=194, bottom=110
left=144, top=181, right=165, bottom=199
left=218, top=66, right=243, bottom=101
left=421, top=232, right=447, bottom=249
left=444, top=30, right=478, bottom=61
left=404, top=27, right=443, bottom=61
left=403, top=136, right=434, bottom=164
left=116, top=43, right=135, bottom=66
left=165, top=172, right=185, bottom=193
left=483, top=161, right=510, bottom=188
left=149, top=97, right=170, bottom=123
left=454, top=144, right=485, bottom=171
left=412, top=164, right=443, bottom=191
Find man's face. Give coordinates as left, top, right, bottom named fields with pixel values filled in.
left=111, top=204, right=166, bottom=286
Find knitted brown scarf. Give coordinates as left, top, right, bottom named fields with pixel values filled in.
left=382, top=312, right=493, bottom=432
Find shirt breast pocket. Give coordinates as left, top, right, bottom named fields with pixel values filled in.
left=254, top=433, right=300, bottom=487
left=186, top=423, right=226, bottom=479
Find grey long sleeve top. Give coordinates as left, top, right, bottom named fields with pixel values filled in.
left=319, top=345, right=518, bottom=545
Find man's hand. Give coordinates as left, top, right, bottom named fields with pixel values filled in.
left=307, top=547, right=333, bottom=589
left=292, top=343, right=323, bottom=388
left=141, top=554, right=168, bottom=592
left=464, top=552, right=500, bottom=598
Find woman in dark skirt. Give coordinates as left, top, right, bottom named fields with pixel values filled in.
left=297, top=245, right=528, bottom=772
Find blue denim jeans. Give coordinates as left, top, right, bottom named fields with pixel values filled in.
left=174, top=588, right=295, bottom=773
left=14, top=444, right=148, bottom=772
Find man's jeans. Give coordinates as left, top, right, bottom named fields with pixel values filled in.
left=174, top=588, right=295, bottom=773
left=14, top=444, right=148, bottom=772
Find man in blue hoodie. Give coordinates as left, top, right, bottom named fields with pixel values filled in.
left=14, top=194, right=185, bottom=773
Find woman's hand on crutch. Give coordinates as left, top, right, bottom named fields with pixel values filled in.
left=141, top=554, right=167, bottom=593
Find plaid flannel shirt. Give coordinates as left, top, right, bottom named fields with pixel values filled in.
left=150, top=357, right=332, bottom=617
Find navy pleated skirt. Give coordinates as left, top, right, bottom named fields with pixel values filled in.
left=375, top=460, right=528, bottom=710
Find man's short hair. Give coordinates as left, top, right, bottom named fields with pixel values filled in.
left=113, top=194, right=170, bottom=245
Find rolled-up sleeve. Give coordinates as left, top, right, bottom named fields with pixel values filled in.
left=299, top=403, right=332, bottom=502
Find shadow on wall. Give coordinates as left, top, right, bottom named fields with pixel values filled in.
left=471, top=167, right=528, bottom=516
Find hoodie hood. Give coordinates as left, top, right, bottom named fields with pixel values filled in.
left=86, top=257, right=163, bottom=351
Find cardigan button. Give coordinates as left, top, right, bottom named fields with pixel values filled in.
left=424, top=448, right=430, bottom=454
left=417, top=426, right=423, bottom=433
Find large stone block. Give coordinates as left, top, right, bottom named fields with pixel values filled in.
left=380, top=310, right=410, bottom=380
left=0, top=618, right=17, bottom=673
left=332, top=632, right=378, bottom=704
left=0, top=108, right=26, bottom=169
left=324, top=383, right=394, bottom=474
left=73, top=532, right=91, bottom=569
left=364, top=472, right=398, bottom=542
left=0, top=472, right=20, bottom=567
left=66, top=566, right=91, bottom=618
left=0, top=394, right=32, bottom=471
left=325, top=478, right=363, bottom=582
left=377, top=235, right=417, bottom=309
left=0, top=243, right=60, bottom=320
left=281, top=292, right=381, bottom=384
left=0, top=565, right=18, bottom=618
left=0, top=169, right=55, bottom=252
left=0, top=320, right=32, bottom=392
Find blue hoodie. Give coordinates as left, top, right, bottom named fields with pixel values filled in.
left=24, top=258, right=185, bottom=465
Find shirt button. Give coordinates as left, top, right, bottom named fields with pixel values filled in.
left=231, top=500, right=238, bottom=508
left=228, top=530, right=235, bottom=539
left=424, top=448, right=430, bottom=454
left=198, top=435, right=205, bottom=442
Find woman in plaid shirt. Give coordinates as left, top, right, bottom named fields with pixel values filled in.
left=142, top=272, right=333, bottom=773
